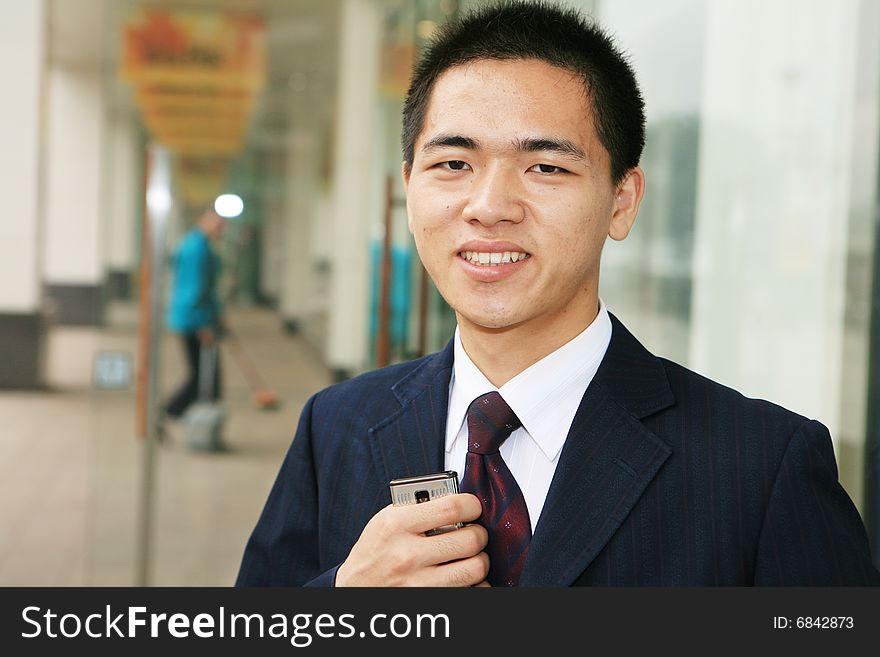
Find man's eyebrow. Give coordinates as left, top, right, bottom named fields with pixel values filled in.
left=419, top=134, right=587, bottom=162
left=514, top=137, right=587, bottom=161
left=420, top=134, right=480, bottom=153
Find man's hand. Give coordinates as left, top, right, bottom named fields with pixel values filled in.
left=197, top=328, right=216, bottom=345
left=335, top=493, right=489, bottom=587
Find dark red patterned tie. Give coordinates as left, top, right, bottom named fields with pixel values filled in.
left=460, top=391, right=531, bottom=587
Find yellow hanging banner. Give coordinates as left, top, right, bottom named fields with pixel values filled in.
left=121, top=10, right=266, bottom=158
left=122, top=10, right=265, bottom=90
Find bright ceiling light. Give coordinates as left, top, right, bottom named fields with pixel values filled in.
left=214, top=194, right=244, bottom=218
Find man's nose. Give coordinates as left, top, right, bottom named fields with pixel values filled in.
left=461, top=164, right=524, bottom=226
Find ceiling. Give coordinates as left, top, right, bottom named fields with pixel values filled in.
left=47, top=0, right=342, bottom=153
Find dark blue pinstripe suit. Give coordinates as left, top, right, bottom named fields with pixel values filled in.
left=236, top=314, right=880, bottom=586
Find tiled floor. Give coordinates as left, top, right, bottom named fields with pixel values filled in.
left=0, top=302, right=332, bottom=586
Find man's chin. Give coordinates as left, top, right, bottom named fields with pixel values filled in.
left=455, top=308, right=524, bottom=333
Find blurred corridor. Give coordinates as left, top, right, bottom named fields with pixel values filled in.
left=0, top=301, right=331, bottom=585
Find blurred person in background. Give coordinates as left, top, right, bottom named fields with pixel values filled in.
left=162, top=207, right=226, bottom=429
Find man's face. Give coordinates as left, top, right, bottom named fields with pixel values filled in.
left=203, top=211, right=225, bottom=240
left=403, top=58, right=639, bottom=338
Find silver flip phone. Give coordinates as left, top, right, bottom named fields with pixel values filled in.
left=389, top=471, right=464, bottom=536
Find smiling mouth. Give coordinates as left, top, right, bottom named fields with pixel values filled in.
left=458, top=250, right=531, bottom=266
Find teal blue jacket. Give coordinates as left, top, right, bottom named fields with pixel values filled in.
left=166, top=229, right=221, bottom=333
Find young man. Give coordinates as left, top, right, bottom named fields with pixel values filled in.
left=237, top=1, right=879, bottom=586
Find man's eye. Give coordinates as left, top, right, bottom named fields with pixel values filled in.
left=529, top=163, right=566, bottom=174
left=440, top=160, right=469, bottom=171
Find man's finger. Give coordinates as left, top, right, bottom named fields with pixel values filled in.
left=401, top=493, right=482, bottom=534
left=419, top=523, right=488, bottom=565
left=421, top=552, right=490, bottom=587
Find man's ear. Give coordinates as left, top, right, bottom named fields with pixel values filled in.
left=608, top=166, right=645, bottom=241
left=401, top=161, right=414, bottom=234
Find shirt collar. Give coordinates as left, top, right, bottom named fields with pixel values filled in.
left=446, top=300, right=613, bottom=460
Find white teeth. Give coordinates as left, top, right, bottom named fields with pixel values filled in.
left=460, top=251, right=530, bottom=266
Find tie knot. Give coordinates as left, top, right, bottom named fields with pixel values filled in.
left=466, top=392, right=522, bottom=455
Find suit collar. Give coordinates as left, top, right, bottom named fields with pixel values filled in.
left=593, top=313, right=676, bottom=419
left=391, top=338, right=454, bottom=407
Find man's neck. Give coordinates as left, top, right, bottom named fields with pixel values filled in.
left=457, top=298, right=600, bottom=388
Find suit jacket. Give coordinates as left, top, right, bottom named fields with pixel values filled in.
left=236, top=314, right=880, bottom=586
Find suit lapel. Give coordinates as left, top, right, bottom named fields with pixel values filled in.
left=367, top=341, right=454, bottom=490
left=519, top=314, right=675, bottom=586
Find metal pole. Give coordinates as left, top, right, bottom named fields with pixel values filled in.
left=135, top=143, right=172, bottom=586
left=865, top=204, right=880, bottom=569
left=418, top=265, right=429, bottom=358
left=376, top=174, right=393, bottom=367
left=135, top=147, right=150, bottom=439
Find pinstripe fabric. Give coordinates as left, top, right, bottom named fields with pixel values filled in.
left=236, top=314, right=880, bottom=587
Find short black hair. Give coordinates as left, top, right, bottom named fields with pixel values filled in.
left=401, top=0, right=645, bottom=184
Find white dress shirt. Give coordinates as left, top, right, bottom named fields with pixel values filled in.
left=444, top=300, right=612, bottom=532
